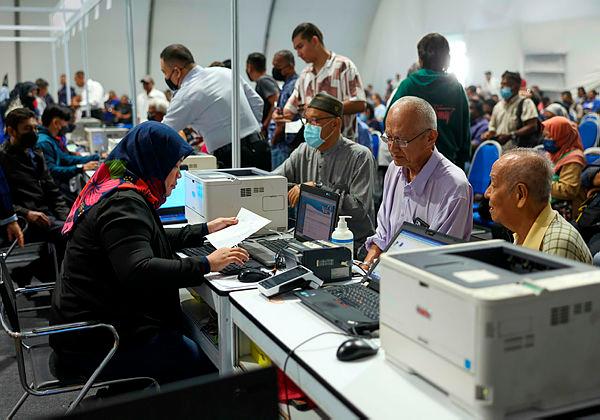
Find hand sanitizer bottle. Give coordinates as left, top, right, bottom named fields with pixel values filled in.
left=331, top=216, right=354, bottom=260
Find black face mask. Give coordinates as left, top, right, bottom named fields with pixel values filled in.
left=245, top=70, right=253, bottom=81
left=58, top=125, right=68, bottom=137
left=19, top=131, right=38, bottom=149
left=272, top=67, right=285, bottom=82
left=164, top=68, right=180, bottom=91
left=147, top=112, right=157, bottom=121
left=165, top=76, right=178, bottom=92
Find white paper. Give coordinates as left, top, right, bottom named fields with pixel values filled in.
left=205, top=207, right=271, bottom=249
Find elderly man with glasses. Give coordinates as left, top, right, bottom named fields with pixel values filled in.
left=362, top=96, right=473, bottom=269
left=273, top=92, right=376, bottom=255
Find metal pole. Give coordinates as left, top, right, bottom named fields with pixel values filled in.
left=14, top=0, right=21, bottom=82
left=51, top=42, right=58, bottom=100
left=231, top=0, right=240, bottom=168
left=125, top=0, right=137, bottom=127
left=80, top=23, right=91, bottom=117
left=145, top=0, right=155, bottom=75
left=63, top=35, right=72, bottom=105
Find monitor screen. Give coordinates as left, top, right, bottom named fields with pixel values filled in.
left=368, top=230, right=446, bottom=282
left=161, top=170, right=187, bottom=210
left=295, top=190, right=338, bottom=241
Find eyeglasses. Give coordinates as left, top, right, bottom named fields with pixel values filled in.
left=299, top=115, right=336, bottom=126
left=381, top=128, right=431, bottom=148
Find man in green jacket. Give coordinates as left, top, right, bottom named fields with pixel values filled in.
left=386, top=33, right=471, bottom=171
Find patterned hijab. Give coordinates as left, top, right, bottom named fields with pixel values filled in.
left=62, top=121, right=192, bottom=235
left=542, top=116, right=585, bottom=173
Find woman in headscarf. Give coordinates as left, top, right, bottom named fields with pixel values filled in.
left=50, top=122, right=248, bottom=385
left=4, top=81, right=38, bottom=117
left=542, top=116, right=586, bottom=220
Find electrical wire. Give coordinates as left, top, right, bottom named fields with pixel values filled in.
left=282, top=331, right=352, bottom=419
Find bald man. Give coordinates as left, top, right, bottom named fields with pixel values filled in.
left=485, top=148, right=591, bottom=263
left=363, top=96, right=473, bottom=268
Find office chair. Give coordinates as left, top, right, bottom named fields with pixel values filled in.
left=0, top=238, right=159, bottom=419
left=579, top=119, right=600, bottom=150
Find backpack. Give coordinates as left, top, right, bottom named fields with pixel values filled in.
left=516, top=98, right=543, bottom=147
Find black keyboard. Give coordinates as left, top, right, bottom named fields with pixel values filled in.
left=325, top=284, right=379, bottom=320
left=257, top=238, right=291, bottom=255
left=182, top=245, right=260, bottom=275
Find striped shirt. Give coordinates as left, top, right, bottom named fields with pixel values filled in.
left=514, top=203, right=592, bottom=264
left=284, top=52, right=366, bottom=139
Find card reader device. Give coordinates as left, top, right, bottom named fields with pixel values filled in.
left=282, top=240, right=352, bottom=283
left=378, top=240, right=600, bottom=419
left=257, top=265, right=322, bottom=298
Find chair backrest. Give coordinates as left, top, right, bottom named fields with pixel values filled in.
left=584, top=147, right=600, bottom=164
left=0, top=256, right=20, bottom=333
left=370, top=131, right=380, bottom=161
left=582, top=113, right=599, bottom=122
left=468, top=140, right=502, bottom=196
left=579, top=120, right=600, bottom=150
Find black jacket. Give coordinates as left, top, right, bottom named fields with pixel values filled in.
left=0, top=142, right=70, bottom=220
left=50, top=190, right=210, bottom=355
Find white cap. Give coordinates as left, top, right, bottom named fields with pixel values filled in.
left=337, top=215, right=351, bottom=229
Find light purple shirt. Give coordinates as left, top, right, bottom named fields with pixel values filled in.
left=365, top=148, right=473, bottom=251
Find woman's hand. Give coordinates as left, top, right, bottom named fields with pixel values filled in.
left=207, top=217, right=238, bottom=234
left=206, top=247, right=249, bottom=272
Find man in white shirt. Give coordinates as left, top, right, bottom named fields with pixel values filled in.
left=160, top=44, right=270, bottom=170
left=480, top=71, right=499, bottom=99
left=73, top=70, right=104, bottom=120
left=137, top=75, right=167, bottom=123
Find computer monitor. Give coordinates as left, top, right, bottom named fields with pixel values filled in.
left=294, top=184, right=340, bottom=242
left=367, top=222, right=463, bottom=282
left=158, top=170, right=187, bottom=224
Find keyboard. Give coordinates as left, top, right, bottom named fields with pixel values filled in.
left=257, top=238, right=291, bottom=255
left=181, top=245, right=260, bottom=275
left=325, top=284, right=379, bottom=320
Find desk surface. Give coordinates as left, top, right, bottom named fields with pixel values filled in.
left=229, top=289, right=471, bottom=419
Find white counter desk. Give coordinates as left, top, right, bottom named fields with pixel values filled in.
left=229, top=289, right=472, bottom=419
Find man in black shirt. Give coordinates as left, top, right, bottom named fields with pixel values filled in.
left=0, top=108, right=69, bottom=281
left=246, top=52, right=280, bottom=136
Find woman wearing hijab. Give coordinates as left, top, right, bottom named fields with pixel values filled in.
left=50, top=122, right=248, bottom=384
left=4, top=82, right=38, bottom=117
left=542, top=116, right=586, bottom=220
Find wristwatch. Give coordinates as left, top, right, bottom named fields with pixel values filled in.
left=315, top=181, right=323, bottom=188
left=76, top=163, right=84, bottom=172
left=510, top=131, right=517, bottom=141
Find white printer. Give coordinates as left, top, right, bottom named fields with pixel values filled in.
left=182, top=155, right=217, bottom=171
left=378, top=241, right=600, bottom=419
left=184, top=168, right=287, bottom=235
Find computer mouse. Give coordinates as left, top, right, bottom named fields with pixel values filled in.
left=336, top=338, right=379, bottom=362
left=238, top=268, right=271, bottom=283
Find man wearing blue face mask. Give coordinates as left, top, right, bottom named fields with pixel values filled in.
left=481, top=71, right=539, bottom=149
left=273, top=92, right=376, bottom=254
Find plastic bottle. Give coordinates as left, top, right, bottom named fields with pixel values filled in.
left=331, top=216, right=354, bottom=260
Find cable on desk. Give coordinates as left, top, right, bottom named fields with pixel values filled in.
left=282, top=331, right=351, bottom=419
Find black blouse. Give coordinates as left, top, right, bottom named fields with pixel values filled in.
left=51, top=190, right=209, bottom=354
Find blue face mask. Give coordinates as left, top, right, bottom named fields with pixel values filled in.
left=304, top=123, right=326, bottom=149
left=359, top=113, right=368, bottom=122
left=543, top=138, right=559, bottom=153
left=500, top=86, right=513, bottom=101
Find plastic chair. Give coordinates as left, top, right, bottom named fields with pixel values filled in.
left=579, top=119, right=600, bottom=150
left=0, top=239, right=159, bottom=418
left=585, top=147, right=600, bottom=164
left=468, top=140, right=502, bottom=196
left=582, top=113, right=599, bottom=122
